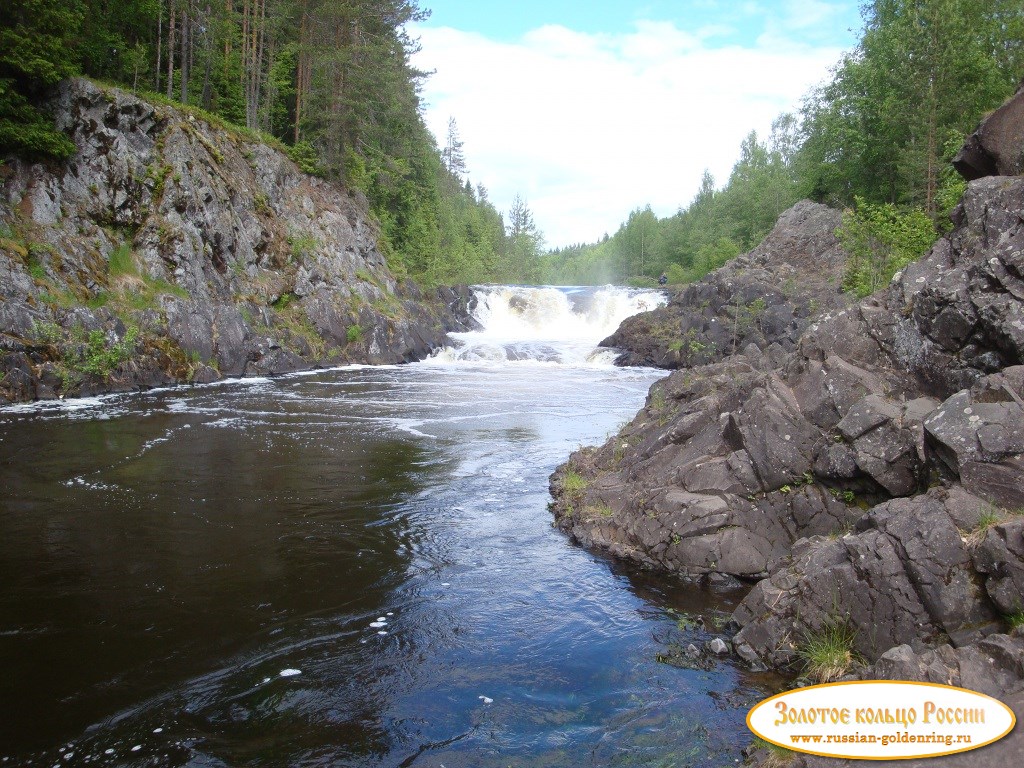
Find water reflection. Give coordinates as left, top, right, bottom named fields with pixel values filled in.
left=0, top=362, right=779, bottom=766
left=0, top=394, right=426, bottom=757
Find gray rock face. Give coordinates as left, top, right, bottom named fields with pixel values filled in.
left=602, top=201, right=849, bottom=368
left=892, top=177, right=1024, bottom=396
left=973, top=519, right=1024, bottom=616
left=925, top=367, right=1024, bottom=508
left=732, top=489, right=1002, bottom=668
left=551, top=145, right=1024, bottom=703
left=550, top=357, right=862, bottom=580
left=953, top=80, right=1024, bottom=180
left=0, top=79, right=475, bottom=403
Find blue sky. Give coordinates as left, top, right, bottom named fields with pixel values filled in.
left=420, top=0, right=862, bottom=48
left=412, top=2, right=863, bottom=247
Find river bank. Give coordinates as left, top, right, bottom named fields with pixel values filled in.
left=0, top=285, right=786, bottom=767
left=1, top=79, right=476, bottom=405
left=552, top=89, right=1024, bottom=764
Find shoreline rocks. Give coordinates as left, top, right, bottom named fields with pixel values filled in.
left=552, top=88, right=1024, bottom=749
left=601, top=200, right=849, bottom=369
left=0, top=79, right=476, bottom=404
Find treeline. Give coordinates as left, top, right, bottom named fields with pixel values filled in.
left=0, top=0, right=538, bottom=285
left=546, top=0, right=1024, bottom=291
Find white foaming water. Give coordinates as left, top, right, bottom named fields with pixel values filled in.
left=429, top=285, right=664, bottom=366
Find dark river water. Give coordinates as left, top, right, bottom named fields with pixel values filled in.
left=0, top=287, right=779, bottom=767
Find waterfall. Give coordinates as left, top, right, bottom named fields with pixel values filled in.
left=429, top=285, right=666, bottom=366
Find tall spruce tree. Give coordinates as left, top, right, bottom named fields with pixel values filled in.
left=0, top=0, right=83, bottom=158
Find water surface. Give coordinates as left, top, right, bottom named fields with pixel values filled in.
left=0, top=287, right=778, bottom=766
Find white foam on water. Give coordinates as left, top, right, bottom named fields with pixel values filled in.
left=279, top=668, right=302, bottom=677
left=428, top=285, right=664, bottom=367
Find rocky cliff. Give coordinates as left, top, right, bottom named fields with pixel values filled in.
left=0, top=79, right=474, bottom=403
left=602, top=200, right=849, bottom=369
left=551, top=89, right=1024, bottom=750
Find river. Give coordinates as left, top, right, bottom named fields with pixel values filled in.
left=0, top=286, right=777, bottom=767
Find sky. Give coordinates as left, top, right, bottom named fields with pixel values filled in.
left=410, top=0, right=863, bottom=248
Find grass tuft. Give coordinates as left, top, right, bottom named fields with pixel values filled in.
left=561, top=469, right=587, bottom=500
left=108, top=243, right=136, bottom=276
left=798, top=618, right=857, bottom=683
left=1005, top=610, right=1024, bottom=631
left=966, top=505, right=1023, bottom=547
left=587, top=503, right=614, bottom=519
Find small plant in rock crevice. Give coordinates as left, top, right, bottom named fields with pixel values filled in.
left=561, top=469, right=587, bottom=501
left=798, top=617, right=859, bottom=683
left=965, top=505, right=1022, bottom=547
left=586, top=502, right=614, bottom=520
left=32, top=321, right=140, bottom=386
left=1004, top=609, right=1024, bottom=631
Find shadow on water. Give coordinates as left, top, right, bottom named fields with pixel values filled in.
left=0, top=395, right=433, bottom=761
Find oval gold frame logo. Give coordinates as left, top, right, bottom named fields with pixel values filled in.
left=747, top=680, right=1016, bottom=760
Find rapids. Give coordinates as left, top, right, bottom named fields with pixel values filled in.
left=0, top=285, right=778, bottom=767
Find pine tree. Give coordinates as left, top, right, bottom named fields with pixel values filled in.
left=0, top=0, right=84, bottom=158
left=441, top=116, right=466, bottom=179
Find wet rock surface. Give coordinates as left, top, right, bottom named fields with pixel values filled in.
left=0, top=79, right=476, bottom=403
left=602, top=200, right=849, bottom=369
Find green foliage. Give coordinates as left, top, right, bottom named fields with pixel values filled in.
left=288, top=231, right=318, bottom=261
left=107, top=242, right=135, bottom=276
left=545, top=126, right=794, bottom=285
left=346, top=324, right=363, bottom=344
left=798, top=617, right=858, bottom=683
left=286, top=141, right=322, bottom=176
left=547, top=2, right=1023, bottom=286
left=99, top=242, right=188, bottom=309
left=1006, top=610, right=1024, bottom=630
left=32, top=321, right=139, bottom=382
left=79, top=326, right=138, bottom=376
left=798, top=0, right=1022, bottom=216
left=7, top=0, right=1022, bottom=290
left=0, top=0, right=517, bottom=287
left=0, top=0, right=83, bottom=158
left=838, top=197, right=937, bottom=297
left=27, top=256, right=47, bottom=281
left=0, top=82, right=77, bottom=158
left=561, top=469, right=588, bottom=501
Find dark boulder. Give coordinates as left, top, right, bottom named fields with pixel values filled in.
left=603, top=200, right=849, bottom=369
left=732, top=489, right=1003, bottom=669
left=953, top=80, right=1024, bottom=180
left=925, top=367, right=1024, bottom=508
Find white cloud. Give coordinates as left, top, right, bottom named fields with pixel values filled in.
left=412, top=19, right=848, bottom=247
